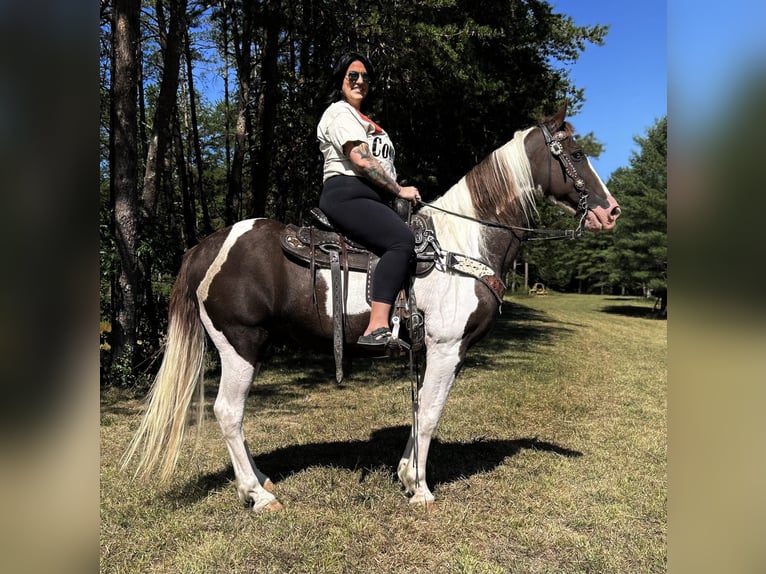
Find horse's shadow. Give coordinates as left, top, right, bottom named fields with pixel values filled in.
left=172, top=425, right=582, bottom=504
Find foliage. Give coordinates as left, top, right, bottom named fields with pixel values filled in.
left=608, top=116, right=667, bottom=293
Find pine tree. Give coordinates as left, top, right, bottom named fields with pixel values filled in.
left=609, top=117, right=667, bottom=296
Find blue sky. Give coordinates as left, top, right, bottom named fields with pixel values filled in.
left=550, top=1, right=667, bottom=181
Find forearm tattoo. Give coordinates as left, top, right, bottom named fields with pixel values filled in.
left=350, top=142, right=400, bottom=196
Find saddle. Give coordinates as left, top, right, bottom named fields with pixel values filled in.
left=280, top=201, right=436, bottom=304
left=280, top=199, right=506, bottom=383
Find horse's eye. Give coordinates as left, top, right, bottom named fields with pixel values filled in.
left=571, top=150, right=585, bottom=161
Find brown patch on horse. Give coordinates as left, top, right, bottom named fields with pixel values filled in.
left=465, top=152, right=526, bottom=229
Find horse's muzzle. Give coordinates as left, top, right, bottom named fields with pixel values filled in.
left=585, top=196, right=621, bottom=231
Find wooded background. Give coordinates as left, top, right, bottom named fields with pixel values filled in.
left=99, top=0, right=667, bottom=385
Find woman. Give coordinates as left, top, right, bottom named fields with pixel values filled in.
left=317, top=52, right=420, bottom=347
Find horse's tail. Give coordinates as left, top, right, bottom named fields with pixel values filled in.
left=120, top=255, right=206, bottom=483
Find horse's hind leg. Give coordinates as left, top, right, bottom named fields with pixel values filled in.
left=214, top=348, right=281, bottom=512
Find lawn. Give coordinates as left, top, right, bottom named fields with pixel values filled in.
left=100, top=293, right=666, bottom=574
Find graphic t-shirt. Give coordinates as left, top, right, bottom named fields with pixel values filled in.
left=317, top=101, right=396, bottom=182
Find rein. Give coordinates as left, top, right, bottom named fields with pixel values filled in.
left=419, top=124, right=591, bottom=241
left=421, top=200, right=584, bottom=241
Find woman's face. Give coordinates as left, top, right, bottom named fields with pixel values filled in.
left=341, top=60, right=370, bottom=109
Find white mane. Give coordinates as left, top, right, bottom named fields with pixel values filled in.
left=423, top=127, right=538, bottom=259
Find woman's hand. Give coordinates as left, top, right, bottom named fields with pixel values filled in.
left=397, top=185, right=421, bottom=205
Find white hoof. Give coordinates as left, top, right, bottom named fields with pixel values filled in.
left=253, top=499, right=283, bottom=512
left=407, top=488, right=435, bottom=507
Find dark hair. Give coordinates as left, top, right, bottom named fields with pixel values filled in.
left=325, top=51, right=376, bottom=111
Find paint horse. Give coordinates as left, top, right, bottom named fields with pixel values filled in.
left=122, top=104, right=621, bottom=511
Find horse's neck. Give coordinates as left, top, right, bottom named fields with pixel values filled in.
left=483, top=228, right=524, bottom=277
left=429, top=179, right=525, bottom=276
left=427, top=179, right=482, bottom=256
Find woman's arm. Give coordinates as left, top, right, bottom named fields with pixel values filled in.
left=343, top=140, right=420, bottom=203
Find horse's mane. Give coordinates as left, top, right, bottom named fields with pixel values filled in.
left=427, top=126, right=541, bottom=258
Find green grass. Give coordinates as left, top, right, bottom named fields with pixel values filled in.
left=101, top=294, right=666, bottom=573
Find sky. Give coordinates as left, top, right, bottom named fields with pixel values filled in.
left=550, top=1, right=667, bottom=181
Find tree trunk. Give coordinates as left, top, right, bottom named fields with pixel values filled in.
left=173, top=109, right=197, bottom=247
left=249, top=12, right=280, bottom=218
left=110, top=0, right=142, bottom=378
left=218, top=0, right=236, bottom=225
left=524, top=260, right=529, bottom=293
left=226, top=0, right=255, bottom=225
left=183, top=27, right=212, bottom=236
left=142, top=0, right=187, bottom=215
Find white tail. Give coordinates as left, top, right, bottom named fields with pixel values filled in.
left=120, top=266, right=206, bottom=483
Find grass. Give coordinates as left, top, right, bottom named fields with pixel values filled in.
left=100, top=294, right=666, bottom=573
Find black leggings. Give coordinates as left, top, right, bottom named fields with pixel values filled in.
left=319, top=175, right=415, bottom=305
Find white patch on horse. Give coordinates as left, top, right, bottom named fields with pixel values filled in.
left=317, top=268, right=370, bottom=317
left=197, top=219, right=258, bottom=301
left=587, top=157, right=612, bottom=196
left=417, top=271, right=480, bottom=341
left=426, top=179, right=482, bottom=257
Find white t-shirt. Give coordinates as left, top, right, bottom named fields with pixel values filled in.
left=317, top=101, right=397, bottom=182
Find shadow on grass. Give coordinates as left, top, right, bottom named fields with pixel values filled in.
left=601, top=304, right=666, bottom=320
left=462, top=300, right=575, bottom=368
left=170, top=425, right=581, bottom=504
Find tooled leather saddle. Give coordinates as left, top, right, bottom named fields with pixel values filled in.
left=280, top=202, right=436, bottom=302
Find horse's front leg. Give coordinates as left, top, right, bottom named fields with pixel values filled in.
left=214, top=351, right=282, bottom=512
left=398, top=343, right=461, bottom=506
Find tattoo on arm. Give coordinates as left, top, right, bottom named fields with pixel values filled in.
left=347, top=142, right=400, bottom=196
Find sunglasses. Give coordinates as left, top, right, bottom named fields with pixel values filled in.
left=347, top=71, right=371, bottom=84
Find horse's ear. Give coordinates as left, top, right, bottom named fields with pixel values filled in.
left=544, top=101, right=568, bottom=131
left=541, top=100, right=567, bottom=133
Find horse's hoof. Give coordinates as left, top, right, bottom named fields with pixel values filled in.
left=408, top=497, right=437, bottom=511
left=262, top=479, right=275, bottom=493
left=259, top=500, right=283, bottom=512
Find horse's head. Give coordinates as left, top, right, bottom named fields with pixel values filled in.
left=527, top=103, right=621, bottom=231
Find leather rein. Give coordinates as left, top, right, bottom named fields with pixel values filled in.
left=421, top=124, right=591, bottom=242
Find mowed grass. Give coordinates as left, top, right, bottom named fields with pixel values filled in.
left=100, top=294, right=666, bottom=574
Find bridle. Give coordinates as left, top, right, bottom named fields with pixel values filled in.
left=539, top=123, right=590, bottom=236
left=421, top=124, right=592, bottom=241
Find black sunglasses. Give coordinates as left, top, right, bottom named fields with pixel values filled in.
left=347, top=71, right=371, bottom=84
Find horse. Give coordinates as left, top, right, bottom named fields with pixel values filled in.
left=121, top=103, right=621, bottom=511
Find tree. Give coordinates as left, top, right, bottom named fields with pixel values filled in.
left=109, top=0, right=143, bottom=382
left=142, top=0, right=189, bottom=216
left=609, top=117, right=667, bottom=296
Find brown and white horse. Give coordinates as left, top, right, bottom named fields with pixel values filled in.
left=122, top=104, right=620, bottom=511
